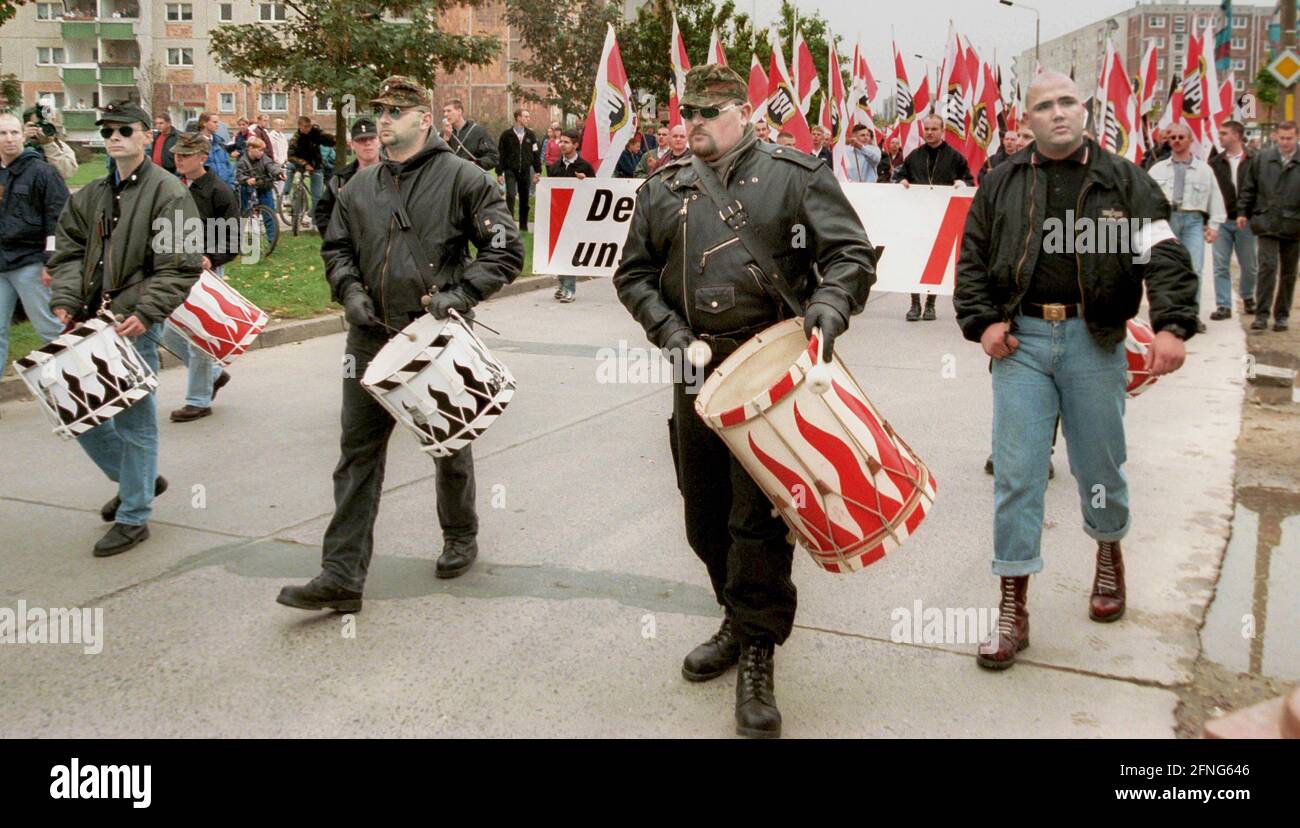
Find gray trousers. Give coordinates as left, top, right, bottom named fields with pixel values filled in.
left=1256, top=236, right=1299, bottom=324
left=321, top=327, right=478, bottom=592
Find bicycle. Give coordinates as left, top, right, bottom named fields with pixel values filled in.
left=238, top=183, right=279, bottom=260
left=278, top=166, right=315, bottom=237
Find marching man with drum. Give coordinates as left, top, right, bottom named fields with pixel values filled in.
left=46, top=101, right=203, bottom=557
left=613, top=65, right=877, bottom=738
left=277, top=77, right=523, bottom=613
left=954, top=72, right=1199, bottom=670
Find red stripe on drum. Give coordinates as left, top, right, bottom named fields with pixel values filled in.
left=855, top=544, right=886, bottom=568
left=719, top=405, right=747, bottom=427
left=768, top=371, right=795, bottom=405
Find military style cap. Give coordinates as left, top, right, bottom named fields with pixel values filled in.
left=681, top=65, right=749, bottom=108
left=350, top=118, right=378, bottom=139
left=171, top=131, right=212, bottom=156
left=95, top=99, right=152, bottom=127
left=370, top=76, right=430, bottom=108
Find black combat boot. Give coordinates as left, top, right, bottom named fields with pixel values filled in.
left=436, top=537, right=479, bottom=579
left=735, top=641, right=781, bottom=738
left=682, top=615, right=740, bottom=681
left=922, top=294, right=937, bottom=321
left=276, top=574, right=363, bottom=612
left=905, top=293, right=922, bottom=321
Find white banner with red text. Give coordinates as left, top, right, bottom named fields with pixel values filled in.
left=532, top=179, right=974, bottom=295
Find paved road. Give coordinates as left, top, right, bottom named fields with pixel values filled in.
left=0, top=276, right=1246, bottom=737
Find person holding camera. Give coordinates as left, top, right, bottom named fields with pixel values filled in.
left=22, top=106, right=78, bottom=181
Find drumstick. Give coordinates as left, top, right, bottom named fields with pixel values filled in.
left=685, top=338, right=712, bottom=369
left=806, top=327, right=832, bottom=395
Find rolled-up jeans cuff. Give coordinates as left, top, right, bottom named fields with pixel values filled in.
left=992, top=557, right=1043, bottom=578
left=1083, top=518, right=1130, bottom=543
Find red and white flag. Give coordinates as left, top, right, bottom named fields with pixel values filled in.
left=793, top=26, right=820, bottom=116
left=581, top=24, right=637, bottom=178
left=967, top=58, right=1001, bottom=174
left=1178, top=23, right=1220, bottom=158
left=765, top=31, right=813, bottom=152
left=938, top=25, right=969, bottom=156
left=748, top=53, right=768, bottom=124
left=904, top=76, right=931, bottom=155
left=1097, top=37, right=1140, bottom=164
left=848, top=42, right=875, bottom=131
left=707, top=27, right=727, bottom=66
left=892, top=41, right=917, bottom=152
left=1136, top=41, right=1159, bottom=115
left=667, top=13, right=691, bottom=130
left=1219, top=74, right=1236, bottom=123
left=827, top=35, right=851, bottom=180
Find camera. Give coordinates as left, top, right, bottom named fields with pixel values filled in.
left=22, top=103, right=58, bottom=148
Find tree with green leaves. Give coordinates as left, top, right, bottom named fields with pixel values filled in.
left=210, top=1, right=500, bottom=163
left=618, top=0, right=737, bottom=111
left=503, top=0, right=622, bottom=122
left=1252, top=66, right=1281, bottom=126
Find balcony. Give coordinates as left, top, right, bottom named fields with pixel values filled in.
left=99, top=21, right=135, bottom=40
left=63, top=111, right=98, bottom=131
left=99, top=66, right=135, bottom=85
left=61, top=21, right=97, bottom=39
left=60, top=65, right=99, bottom=86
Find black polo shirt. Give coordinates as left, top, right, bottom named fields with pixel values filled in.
left=1025, top=142, right=1088, bottom=306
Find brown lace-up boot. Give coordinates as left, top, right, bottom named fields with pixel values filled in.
left=1089, top=540, right=1126, bottom=622
left=977, top=576, right=1029, bottom=670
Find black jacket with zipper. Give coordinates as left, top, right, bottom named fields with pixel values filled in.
left=1238, top=145, right=1300, bottom=239
left=614, top=138, right=876, bottom=347
left=320, top=131, right=524, bottom=332
left=497, top=127, right=541, bottom=177
left=0, top=147, right=69, bottom=271
left=184, top=171, right=240, bottom=269
left=1208, top=147, right=1253, bottom=221
left=955, top=138, right=1199, bottom=350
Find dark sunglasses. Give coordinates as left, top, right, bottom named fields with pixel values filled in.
left=99, top=125, right=137, bottom=138
left=680, top=102, right=741, bottom=121
left=371, top=104, right=413, bottom=120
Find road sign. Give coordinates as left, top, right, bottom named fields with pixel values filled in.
left=1268, top=49, right=1300, bottom=86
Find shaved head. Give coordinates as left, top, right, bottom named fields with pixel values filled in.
left=1025, top=70, right=1086, bottom=159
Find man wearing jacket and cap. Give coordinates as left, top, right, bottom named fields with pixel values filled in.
left=313, top=118, right=381, bottom=235
left=161, top=131, right=240, bottom=424
left=46, top=100, right=202, bottom=557
left=614, top=65, right=877, bottom=738
left=277, top=76, right=523, bottom=613
left=954, top=72, right=1198, bottom=671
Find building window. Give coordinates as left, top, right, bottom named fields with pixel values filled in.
left=259, top=92, right=288, bottom=112
left=1148, top=15, right=1165, bottom=27
left=1235, top=79, right=1245, bottom=92
left=314, top=92, right=333, bottom=112
left=36, top=46, right=66, bottom=65
left=1157, top=58, right=1165, bottom=71
left=259, top=3, right=287, bottom=22
left=1152, top=36, right=1165, bottom=48
left=166, top=47, right=194, bottom=66
left=219, top=3, right=233, bottom=21
left=1233, top=17, right=1247, bottom=30
left=37, top=91, right=66, bottom=110
left=35, top=2, right=62, bottom=19
left=166, top=3, right=193, bottom=21
left=1231, top=37, right=1246, bottom=50
left=1232, top=58, right=1246, bottom=71
left=219, top=92, right=235, bottom=113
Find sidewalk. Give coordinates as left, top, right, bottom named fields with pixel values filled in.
left=0, top=278, right=1247, bottom=737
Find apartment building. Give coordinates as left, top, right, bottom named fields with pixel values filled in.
left=0, top=0, right=566, bottom=143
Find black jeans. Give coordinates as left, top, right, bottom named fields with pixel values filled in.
left=503, top=170, right=531, bottom=230
left=1256, top=236, right=1298, bottom=324
left=320, top=327, right=478, bottom=593
left=670, top=376, right=797, bottom=646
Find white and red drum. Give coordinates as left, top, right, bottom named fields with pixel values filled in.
left=14, top=314, right=158, bottom=440
left=168, top=269, right=268, bottom=366
left=695, top=318, right=937, bottom=574
left=1124, top=317, right=1158, bottom=398
left=362, top=311, right=515, bottom=457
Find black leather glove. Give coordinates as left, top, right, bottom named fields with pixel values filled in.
left=342, top=285, right=377, bottom=329
left=426, top=288, right=473, bottom=320
left=803, top=302, right=848, bottom=360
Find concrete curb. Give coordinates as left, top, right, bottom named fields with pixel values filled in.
left=0, top=274, right=586, bottom=404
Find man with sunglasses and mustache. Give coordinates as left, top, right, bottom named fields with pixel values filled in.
left=614, top=65, right=877, bottom=738
left=46, top=101, right=203, bottom=558
left=277, top=77, right=522, bottom=613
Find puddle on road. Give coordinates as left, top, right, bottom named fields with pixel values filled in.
left=1200, top=487, right=1300, bottom=681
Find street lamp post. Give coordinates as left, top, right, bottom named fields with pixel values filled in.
left=999, top=0, right=1041, bottom=67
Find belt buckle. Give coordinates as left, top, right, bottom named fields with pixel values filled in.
left=1042, top=303, right=1067, bottom=321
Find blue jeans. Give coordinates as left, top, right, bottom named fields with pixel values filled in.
left=240, top=186, right=278, bottom=243
left=559, top=275, right=576, bottom=292
left=160, top=266, right=223, bottom=408
left=76, top=323, right=163, bottom=526
left=1212, top=220, right=1257, bottom=309
left=0, top=262, right=65, bottom=371
left=282, top=163, right=322, bottom=203
left=1170, top=210, right=1206, bottom=305
left=990, top=316, right=1131, bottom=576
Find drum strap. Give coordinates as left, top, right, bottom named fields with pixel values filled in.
left=688, top=156, right=806, bottom=318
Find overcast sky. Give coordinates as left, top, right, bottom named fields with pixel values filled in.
left=740, top=0, right=1197, bottom=90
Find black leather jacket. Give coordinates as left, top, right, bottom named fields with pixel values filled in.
left=1239, top=145, right=1300, bottom=239
left=321, top=132, right=524, bottom=331
left=614, top=139, right=877, bottom=348
left=955, top=139, right=1199, bottom=349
